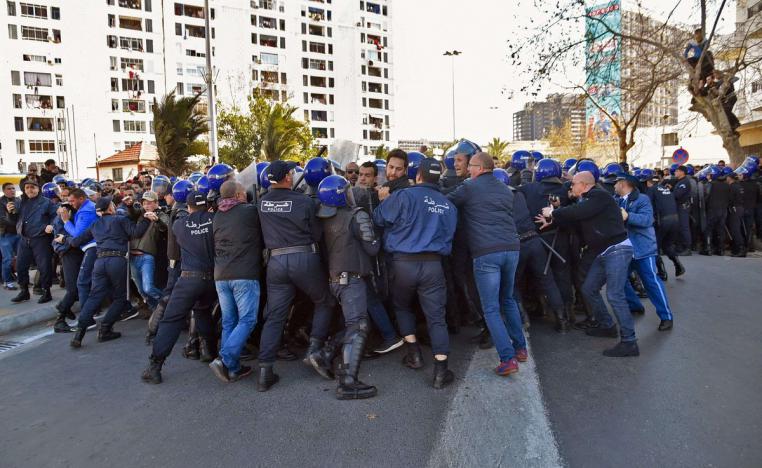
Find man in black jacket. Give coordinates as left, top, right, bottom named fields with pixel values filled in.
left=726, top=173, right=746, bottom=257
left=7, top=180, right=57, bottom=304
left=0, top=183, right=21, bottom=290
left=40, top=159, right=66, bottom=184
left=704, top=172, right=731, bottom=255
left=740, top=174, right=759, bottom=251
left=208, top=181, right=262, bottom=383
left=537, top=171, right=639, bottom=357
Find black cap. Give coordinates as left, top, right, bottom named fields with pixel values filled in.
left=676, top=165, right=688, bottom=173
left=419, top=157, right=443, bottom=182
left=267, top=160, right=297, bottom=183
left=22, top=179, right=39, bottom=188
left=187, top=190, right=208, bottom=206
left=614, top=173, right=639, bottom=186
left=95, top=196, right=113, bottom=212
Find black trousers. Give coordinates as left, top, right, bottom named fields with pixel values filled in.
left=77, top=256, right=129, bottom=329
left=258, top=252, right=336, bottom=364
left=541, top=230, right=574, bottom=306
left=152, top=276, right=217, bottom=359
left=16, top=236, right=53, bottom=289
left=727, top=207, right=746, bottom=253
left=742, top=211, right=756, bottom=248
left=58, top=249, right=84, bottom=313
left=516, top=236, right=564, bottom=312
left=677, top=207, right=692, bottom=251
left=391, top=259, right=449, bottom=356
left=656, top=217, right=679, bottom=258
left=706, top=211, right=727, bottom=251
left=450, top=246, right=482, bottom=322
left=329, top=277, right=369, bottom=330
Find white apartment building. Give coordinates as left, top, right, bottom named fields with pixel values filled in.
left=0, top=0, right=394, bottom=178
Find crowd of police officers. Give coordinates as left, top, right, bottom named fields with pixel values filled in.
left=3, top=143, right=760, bottom=399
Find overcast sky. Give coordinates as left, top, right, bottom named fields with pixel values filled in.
left=391, top=0, right=737, bottom=144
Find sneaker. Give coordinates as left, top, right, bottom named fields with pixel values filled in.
left=4, top=283, right=18, bottom=291
left=495, top=358, right=519, bottom=376
left=602, top=341, right=640, bottom=357
left=372, top=337, right=404, bottom=355
left=119, top=308, right=139, bottom=322
left=515, top=348, right=528, bottom=362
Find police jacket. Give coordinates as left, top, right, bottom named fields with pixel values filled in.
left=511, top=188, right=536, bottom=237
left=673, top=177, right=692, bottom=209
left=174, top=210, right=215, bottom=273
left=71, top=214, right=150, bottom=253
left=741, top=179, right=759, bottom=210
left=600, top=179, right=616, bottom=195
left=551, top=187, right=628, bottom=258
left=258, top=188, right=321, bottom=250
left=616, top=189, right=657, bottom=260
left=129, top=209, right=169, bottom=256
left=448, top=173, right=520, bottom=257
left=373, top=182, right=456, bottom=256
left=0, top=195, right=20, bottom=235
left=520, top=177, right=570, bottom=232
left=166, top=202, right=188, bottom=262
left=213, top=200, right=262, bottom=281
left=706, top=180, right=730, bottom=213
left=12, top=194, right=57, bottom=239
left=64, top=199, right=97, bottom=251
left=729, top=182, right=744, bottom=210
left=646, top=184, right=678, bottom=223
left=52, top=216, right=70, bottom=256
left=440, top=175, right=467, bottom=195
left=321, top=206, right=379, bottom=278
left=351, top=186, right=381, bottom=214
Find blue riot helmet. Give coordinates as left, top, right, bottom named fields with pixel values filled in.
left=326, top=159, right=342, bottom=175
left=171, top=179, right=194, bottom=203
left=151, top=175, right=171, bottom=195
left=511, top=150, right=530, bottom=171
left=444, top=150, right=456, bottom=170
left=721, top=166, right=733, bottom=176
left=669, top=163, right=679, bottom=175
left=260, top=165, right=272, bottom=189
left=530, top=150, right=544, bottom=161
left=570, top=159, right=600, bottom=181
left=535, top=159, right=562, bottom=182
left=407, top=151, right=425, bottom=180
left=207, top=163, right=234, bottom=192
left=66, top=179, right=77, bottom=188
left=602, top=162, right=623, bottom=179
left=53, top=174, right=67, bottom=186
left=493, top=168, right=511, bottom=185
left=188, top=171, right=204, bottom=185
left=81, top=177, right=95, bottom=188
left=194, top=175, right=210, bottom=195
left=740, top=155, right=760, bottom=174
left=633, top=168, right=643, bottom=180
left=452, top=139, right=482, bottom=158
left=696, top=166, right=709, bottom=182
left=169, top=176, right=178, bottom=184
left=707, top=165, right=721, bottom=179
left=735, top=166, right=751, bottom=179
left=255, top=161, right=270, bottom=180
left=41, top=182, right=60, bottom=199
left=685, top=164, right=695, bottom=176
left=639, top=168, right=654, bottom=182
left=316, top=175, right=353, bottom=218
left=562, top=158, right=577, bottom=173
left=305, top=157, right=332, bottom=187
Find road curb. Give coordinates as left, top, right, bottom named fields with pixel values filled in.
left=427, top=336, right=562, bottom=467
left=0, top=304, right=57, bottom=336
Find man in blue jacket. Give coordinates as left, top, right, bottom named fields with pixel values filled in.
left=7, top=180, right=57, bottom=304
left=373, top=158, right=458, bottom=389
left=615, top=174, right=674, bottom=331
left=448, top=152, right=527, bottom=377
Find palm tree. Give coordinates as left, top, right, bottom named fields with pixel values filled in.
left=152, top=92, right=208, bottom=176
left=260, top=102, right=312, bottom=161
left=486, top=137, right=510, bottom=159
left=374, top=145, right=389, bottom=159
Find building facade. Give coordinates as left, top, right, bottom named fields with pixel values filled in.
left=512, top=93, right=585, bottom=142
left=1, top=0, right=395, bottom=177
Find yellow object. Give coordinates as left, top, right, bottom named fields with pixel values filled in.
left=0, top=173, right=25, bottom=188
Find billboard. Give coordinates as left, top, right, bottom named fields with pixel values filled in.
left=585, top=0, right=622, bottom=143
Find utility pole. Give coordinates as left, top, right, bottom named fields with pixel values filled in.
left=204, top=0, right=218, bottom=163
left=443, top=50, right=461, bottom=140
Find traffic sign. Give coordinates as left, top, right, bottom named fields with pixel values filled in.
left=672, top=148, right=689, bottom=164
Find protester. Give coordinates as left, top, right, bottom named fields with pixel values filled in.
left=0, top=183, right=20, bottom=290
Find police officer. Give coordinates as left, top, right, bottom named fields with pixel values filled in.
left=256, top=160, right=336, bottom=392
left=740, top=169, right=759, bottom=251
left=312, top=175, right=379, bottom=400
left=374, top=158, right=458, bottom=388
left=69, top=197, right=152, bottom=348
left=726, top=172, right=746, bottom=257
left=600, top=163, right=622, bottom=195
left=507, top=151, right=527, bottom=187
left=645, top=174, right=685, bottom=278
left=673, top=166, right=693, bottom=255
left=142, top=191, right=217, bottom=383
left=703, top=167, right=731, bottom=255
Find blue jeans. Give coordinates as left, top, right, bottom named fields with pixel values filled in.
left=77, top=248, right=96, bottom=308
left=130, top=254, right=162, bottom=309
left=581, top=245, right=637, bottom=342
left=216, top=279, right=261, bottom=373
left=472, top=250, right=526, bottom=362
left=0, top=233, right=20, bottom=283
left=625, top=256, right=674, bottom=321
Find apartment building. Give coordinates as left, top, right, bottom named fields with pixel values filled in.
left=0, top=0, right=395, bottom=177
left=512, top=94, right=586, bottom=142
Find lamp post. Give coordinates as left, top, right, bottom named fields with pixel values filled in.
left=443, top=50, right=461, bottom=140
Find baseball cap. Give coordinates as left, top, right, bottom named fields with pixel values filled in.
left=267, top=160, right=297, bottom=183
left=141, top=190, right=159, bottom=202
left=419, top=157, right=443, bottom=182
left=96, top=196, right=113, bottom=212
left=22, top=179, right=40, bottom=188
left=187, top=190, right=208, bottom=206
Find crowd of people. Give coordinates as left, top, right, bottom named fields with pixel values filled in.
left=2, top=146, right=759, bottom=399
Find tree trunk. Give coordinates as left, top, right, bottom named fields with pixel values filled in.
left=690, top=94, right=745, bottom=166
left=617, top=128, right=631, bottom=164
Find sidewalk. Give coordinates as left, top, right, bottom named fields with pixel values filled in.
left=0, top=284, right=66, bottom=336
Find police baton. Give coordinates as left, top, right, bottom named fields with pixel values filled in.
left=542, top=231, right=565, bottom=276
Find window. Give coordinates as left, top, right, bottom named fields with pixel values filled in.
left=20, top=2, right=46, bottom=18
left=175, top=22, right=182, bottom=35
left=16, top=140, right=25, bottom=154
left=111, top=99, right=119, bottom=111
left=309, top=41, right=326, bottom=54
left=55, top=74, right=62, bottom=86
left=13, top=94, right=21, bottom=108
left=661, top=133, right=678, bottom=147
left=54, top=57, right=61, bottom=64
left=121, top=57, right=144, bottom=71
left=15, top=117, right=23, bottom=131
left=123, top=120, right=146, bottom=132
left=24, top=72, right=52, bottom=86
left=119, top=36, right=143, bottom=51
left=260, top=34, right=277, bottom=47
left=119, top=16, right=142, bottom=31
left=144, top=0, right=151, bottom=12
left=122, top=100, right=146, bottom=113
left=51, top=29, right=60, bottom=42
left=26, top=94, right=52, bottom=108
left=121, top=78, right=144, bottom=91
left=146, top=39, right=153, bottom=52
left=110, top=56, right=118, bottom=70
left=21, top=25, right=47, bottom=41
left=259, top=16, right=276, bottom=28
left=112, top=120, right=120, bottom=132
left=145, top=18, right=152, bottom=32
left=56, top=96, right=65, bottom=108
left=185, top=24, right=205, bottom=38
left=27, top=117, right=53, bottom=131
left=7, top=1, right=16, bottom=15
left=260, top=52, right=278, bottom=65
left=176, top=82, right=184, bottom=95
left=111, top=77, right=119, bottom=91
left=51, top=6, right=59, bottom=19
left=147, top=80, right=154, bottom=94
left=11, top=70, right=20, bottom=85
left=752, top=80, right=762, bottom=93
left=29, top=140, right=55, bottom=153
left=8, top=24, right=17, bottom=39
left=107, top=35, right=117, bottom=48
left=112, top=168, right=123, bottom=181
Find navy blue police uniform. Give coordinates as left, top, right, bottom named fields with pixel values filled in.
left=673, top=176, right=692, bottom=252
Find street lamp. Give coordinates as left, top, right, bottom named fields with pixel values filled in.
left=443, top=50, right=462, bottom=140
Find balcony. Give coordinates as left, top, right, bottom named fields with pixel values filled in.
left=368, top=116, right=383, bottom=129
left=366, top=2, right=381, bottom=14
left=368, top=82, right=383, bottom=93
left=367, top=66, right=382, bottom=77
left=186, top=25, right=206, bottom=39
left=309, top=42, right=326, bottom=54
left=309, top=24, right=324, bottom=36
left=368, top=98, right=383, bottom=109
left=260, top=34, right=278, bottom=47
left=310, top=93, right=327, bottom=105
left=122, top=99, right=146, bottom=113
left=118, top=0, right=142, bottom=10
left=259, top=16, right=276, bottom=29
left=262, top=71, right=279, bottom=83
left=308, top=7, right=325, bottom=21
left=309, top=76, right=327, bottom=87
left=119, top=16, right=142, bottom=31
left=27, top=117, right=54, bottom=131
left=310, top=110, right=328, bottom=122
left=175, top=3, right=205, bottom=18
left=369, top=130, right=383, bottom=141
left=312, top=127, right=328, bottom=138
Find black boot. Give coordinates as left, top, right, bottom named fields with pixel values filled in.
left=11, top=287, right=30, bottom=303
left=199, top=336, right=217, bottom=363
left=141, top=355, right=165, bottom=384
left=257, top=363, right=280, bottom=392
left=402, top=341, right=424, bottom=369
left=655, top=256, right=668, bottom=282
left=145, top=298, right=167, bottom=344
left=336, top=322, right=377, bottom=400
left=182, top=317, right=200, bottom=360
left=309, top=338, right=337, bottom=380
left=37, top=288, right=52, bottom=304
left=564, top=304, right=576, bottom=327
left=70, top=326, right=87, bottom=348
left=53, top=313, right=74, bottom=333
left=671, top=256, right=685, bottom=277
left=304, top=337, right=324, bottom=365
left=553, top=308, right=570, bottom=333
left=432, top=359, right=455, bottom=389
left=97, top=323, right=122, bottom=342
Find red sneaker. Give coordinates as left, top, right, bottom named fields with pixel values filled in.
left=495, top=358, right=519, bottom=376
left=515, top=348, right=528, bottom=362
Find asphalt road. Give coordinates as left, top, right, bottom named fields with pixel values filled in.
left=530, top=254, right=762, bottom=468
